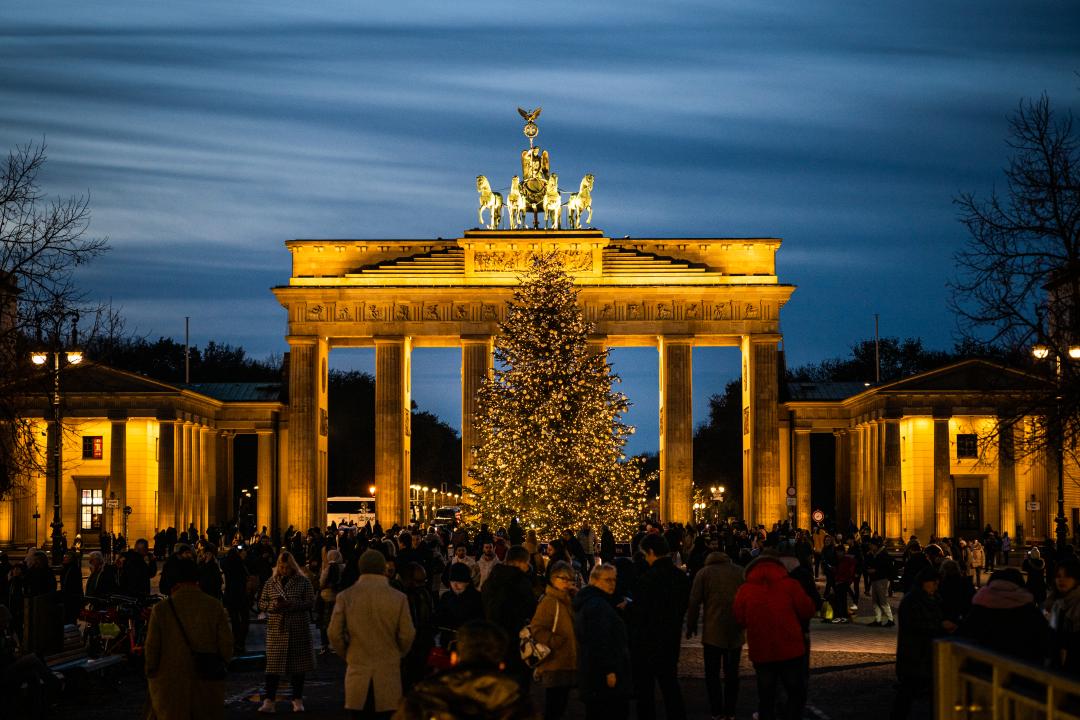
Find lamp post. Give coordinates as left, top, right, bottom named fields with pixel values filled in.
left=1031, top=343, right=1075, bottom=552
left=31, top=338, right=83, bottom=566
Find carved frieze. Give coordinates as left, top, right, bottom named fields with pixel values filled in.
left=473, top=249, right=592, bottom=273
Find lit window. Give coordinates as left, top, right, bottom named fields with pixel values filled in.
left=956, top=434, right=978, bottom=459
left=82, top=436, right=103, bottom=460
left=80, top=488, right=103, bottom=530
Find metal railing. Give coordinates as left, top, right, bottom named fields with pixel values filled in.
left=936, top=638, right=1080, bottom=719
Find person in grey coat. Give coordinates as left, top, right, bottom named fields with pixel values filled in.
left=329, top=549, right=415, bottom=719
left=686, top=550, right=745, bottom=720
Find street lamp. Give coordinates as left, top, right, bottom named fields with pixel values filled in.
left=1031, top=343, right=1079, bottom=551
left=31, top=332, right=83, bottom=566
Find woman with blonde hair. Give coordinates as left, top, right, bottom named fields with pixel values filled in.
left=529, top=560, right=578, bottom=720
left=258, top=550, right=315, bottom=713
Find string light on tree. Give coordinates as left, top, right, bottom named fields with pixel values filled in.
left=464, top=253, right=645, bottom=539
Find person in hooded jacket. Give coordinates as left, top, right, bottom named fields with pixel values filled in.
left=958, top=567, right=1049, bottom=664
left=1023, top=548, right=1048, bottom=606
left=433, top=562, right=484, bottom=648
left=937, top=559, right=974, bottom=624
left=686, top=550, right=744, bottom=720
left=733, top=555, right=816, bottom=720
left=393, top=620, right=532, bottom=720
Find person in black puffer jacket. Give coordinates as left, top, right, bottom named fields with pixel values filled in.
left=959, top=568, right=1049, bottom=664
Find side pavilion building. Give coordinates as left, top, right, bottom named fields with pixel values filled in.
left=782, top=359, right=1080, bottom=543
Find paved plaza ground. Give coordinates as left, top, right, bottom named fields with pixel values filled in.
left=50, top=576, right=931, bottom=720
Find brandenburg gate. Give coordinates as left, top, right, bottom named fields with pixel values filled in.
left=272, top=111, right=795, bottom=531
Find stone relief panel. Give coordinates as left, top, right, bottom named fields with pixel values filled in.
left=473, top=249, right=593, bottom=273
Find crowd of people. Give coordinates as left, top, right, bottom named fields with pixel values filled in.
left=1, top=516, right=1079, bottom=720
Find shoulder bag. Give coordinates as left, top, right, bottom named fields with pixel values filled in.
left=519, top=595, right=559, bottom=668
left=168, top=598, right=228, bottom=681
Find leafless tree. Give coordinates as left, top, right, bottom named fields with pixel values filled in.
left=0, top=141, right=108, bottom=498
left=951, top=92, right=1080, bottom=461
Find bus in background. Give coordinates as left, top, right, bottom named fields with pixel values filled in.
left=327, top=496, right=376, bottom=528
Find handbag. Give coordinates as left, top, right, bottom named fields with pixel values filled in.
left=519, top=597, right=559, bottom=668
left=821, top=599, right=834, bottom=622
left=168, top=598, right=228, bottom=681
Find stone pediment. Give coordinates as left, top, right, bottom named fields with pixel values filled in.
left=874, top=359, right=1046, bottom=395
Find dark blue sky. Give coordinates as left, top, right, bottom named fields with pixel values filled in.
left=2, top=1, right=1078, bottom=454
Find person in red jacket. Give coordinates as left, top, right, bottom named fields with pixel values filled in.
left=734, top=555, right=816, bottom=720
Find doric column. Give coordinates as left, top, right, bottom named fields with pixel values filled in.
left=156, top=419, right=175, bottom=532
left=658, top=336, right=692, bottom=524
left=849, top=426, right=863, bottom=527
left=998, top=418, right=1017, bottom=539
left=835, top=430, right=851, bottom=529
left=181, top=421, right=194, bottom=530
left=191, top=422, right=202, bottom=531
left=223, top=432, right=236, bottom=526
left=741, top=336, right=780, bottom=526
left=794, top=429, right=811, bottom=529
left=460, top=336, right=493, bottom=496
left=256, top=431, right=275, bottom=533
left=286, top=335, right=329, bottom=532
left=375, top=337, right=411, bottom=528
left=200, top=427, right=214, bottom=530
left=883, top=416, right=902, bottom=541
left=1032, top=446, right=1051, bottom=542
left=109, top=415, right=128, bottom=514
left=868, top=419, right=881, bottom=533
left=933, top=415, right=952, bottom=539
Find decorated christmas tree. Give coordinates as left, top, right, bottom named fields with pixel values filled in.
left=465, top=253, right=644, bottom=539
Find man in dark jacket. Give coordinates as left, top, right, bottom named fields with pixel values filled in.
left=631, top=534, right=690, bottom=720
left=119, top=538, right=157, bottom=597
left=892, top=567, right=953, bottom=720
left=573, top=564, right=632, bottom=720
left=197, top=545, right=223, bottom=599
left=958, top=568, right=1049, bottom=664
left=481, top=546, right=537, bottom=688
left=686, top=551, right=744, bottom=720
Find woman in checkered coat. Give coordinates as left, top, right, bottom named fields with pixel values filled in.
left=258, top=550, right=316, bottom=713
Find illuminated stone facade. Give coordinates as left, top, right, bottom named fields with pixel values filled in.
left=782, top=360, right=1080, bottom=543
left=274, top=229, right=796, bottom=529
left=0, top=365, right=284, bottom=547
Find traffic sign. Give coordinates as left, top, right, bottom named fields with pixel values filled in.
left=786, top=486, right=797, bottom=498
left=1026, top=501, right=1040, bottom=511
left=786, top=497, right=797, bottom=506
left=812, top=509, right=825, bottom=523
left=106, top=498, right=119, bottom=509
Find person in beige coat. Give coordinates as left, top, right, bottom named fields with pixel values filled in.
left=329, top=549, right=416, bottom=719
left=144, top=557, right=233, bottom=720
left=529, top=560, right=578, bottom=720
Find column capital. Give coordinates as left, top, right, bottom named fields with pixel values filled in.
left=107, top=410, right=129, bottom=421
left=658, top=334, right=693, bottom=346
left=460, top=334, right=493, bottom=345
left=373, top=336, right=409, bottom=346
left=794, top=427, right=812, bottom=435
left=932, top=407, right=953, bottom=420
left=286, top=334, right=320, bottom=346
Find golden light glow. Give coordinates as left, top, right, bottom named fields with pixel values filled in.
left=1033, top=344, right=1050, bottom=359
left=368, top=485, right=376, bottom=496
left=1069, top=346, right=1080, bottom=360
left=66, top=351, right=83, bottom=364
left=30, top=352, right=48, bottom=365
